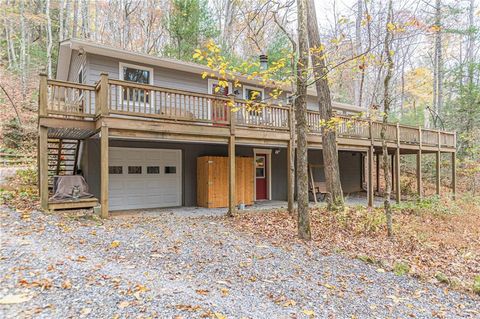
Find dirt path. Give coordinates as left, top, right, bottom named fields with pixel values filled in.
left=1, top=207, right=478, bottom=318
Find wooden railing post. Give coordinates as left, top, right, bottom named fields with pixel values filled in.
left=97, top=73, right=109, bottom=116
left=39, top=73, right=48, bottom=117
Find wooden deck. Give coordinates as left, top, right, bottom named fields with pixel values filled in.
left=37, top=74, right=457, bottom=215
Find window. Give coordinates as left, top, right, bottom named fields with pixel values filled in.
left=255, top=156, right=265, bottom=178
left=119, top=63, right=153, bottom=104
left=243, top=86, right=264, bottom=102
left=109, top=166, right=123, bottom=174
left=78, top=66, right=84, bottom=84
left=128, top=166, right=142, bottom=174
left=207, top=79, right=232, bottom=96
left=165, top=166, right=177, bottom=174
left=147, top=166, right=160, bottom=174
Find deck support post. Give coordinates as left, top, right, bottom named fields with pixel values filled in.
left=417, top=126, right=423, bottom=198
left=287, top=106, right=295, bottom=213
left=395, top=123, right=401, bottom=203
left=100, top=125, right=109, bottom=218
left=436, top=151, right=441, bottom=196
left=391, top=154, right=395, bottom=193
left=436, top=130, right=441, bottom=196
left=367, top=146, right=374, bottom=207
left=395, top=149, right=401, bottom=203
left=368, top=120, right=374, bottom=207
left=227, top=98, right=236, bottom=217
left=376, top=153, right=380, bottom=194
left=451, top=152, right=456, bottom=200
left=287, top=139, right=294, bottom=213
left=39, top=126, right=49, bottom=210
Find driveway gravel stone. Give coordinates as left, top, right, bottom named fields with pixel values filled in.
left=0, top=206, right=478, bottom=318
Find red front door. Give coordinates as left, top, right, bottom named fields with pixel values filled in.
left=255, top=154, right=268, bottom=200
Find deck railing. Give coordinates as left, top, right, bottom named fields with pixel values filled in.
left=42, top=79, right=96, bottom=118
left=39, top=75, right=456, bottom=149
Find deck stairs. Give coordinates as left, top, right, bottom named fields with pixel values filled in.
left=47, top=139, right=80, bottom=190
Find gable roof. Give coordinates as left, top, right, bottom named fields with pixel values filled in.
left=56, top=38, right=364, bottom=114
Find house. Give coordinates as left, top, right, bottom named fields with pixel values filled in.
left=38, top=38, right=457, bottom=216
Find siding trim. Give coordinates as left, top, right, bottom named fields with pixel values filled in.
left=119, top=62, right=154, bottom=85
left=253, top=148, right=272, bottom=200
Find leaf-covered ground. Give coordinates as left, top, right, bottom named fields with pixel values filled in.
left=228, top=197, right=480, bottom=296
left=1, top=206, right=479, bottom=318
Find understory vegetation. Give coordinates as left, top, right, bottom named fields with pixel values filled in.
left=229, top=195, right=480, bottom=295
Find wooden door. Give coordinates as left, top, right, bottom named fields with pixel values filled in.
left=255, top=154, right=268, bottom=200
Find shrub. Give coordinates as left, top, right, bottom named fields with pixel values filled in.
left=393, top=262, right=410, bottom=276
left=474, top=276, right=480, bottom=295
left=2, top=118, right=24, bottom=149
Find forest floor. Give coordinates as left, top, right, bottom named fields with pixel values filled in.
left=1, top=206, right=479, bottom=319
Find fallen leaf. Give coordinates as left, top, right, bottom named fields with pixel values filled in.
left=118, top=301, right=130, bottom=309
left=283, top=299, right=296, bottom=307
left=221, top=287, right=229, bottom=296
left=110, top=241, right=121, bottom=249
left=303, top=309, right=315, bottom=317
left=0, top=294, right=32, bottom=304
left=195, top=289, right=209, bottom=296
left=214, top=312, right=227, bottom=319
left=61, top=279, right=72, bottom=289
left=80, top=308, right=92, bottom=316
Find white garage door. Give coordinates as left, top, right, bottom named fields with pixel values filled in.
left=109, top=147, right=182, bottom=211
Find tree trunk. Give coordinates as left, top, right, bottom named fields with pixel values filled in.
left=46, top=0, right=53, bottom=78
left=295, top=0, right=311, bottom=241
left=59, top=0, right=65, bottom=41
left=72, top=0, right=79, bottom=38
left=81, top=0, right=89, bottom=38
left=306, top=0, right=345, bottom=212
left=353, top=0, right=363, bottom=107
left=64, top=0, right=71, bottom=39
left=432, top=0, right=443, bottom=128
left=382, top=0, right=394, bottom=237
left=19, top=0, right=27, bottom=99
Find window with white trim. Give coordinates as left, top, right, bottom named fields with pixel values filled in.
left=119, top=63, right=153, bottom=104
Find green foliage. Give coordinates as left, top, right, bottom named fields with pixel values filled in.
left=393, top=261, right=410, bottom=276
left=473, top=276, right=480, bottom=295
left=164, top=0, right=218, bottom=61
left=0, top=167, right=38, bottom=209
left=435, top=272, right=450, bottom=284
left=393, top=196, right=459, bottom=216
left=2, top=118, right=24, bottom=149
left=357, top=254, right=377, bottom=264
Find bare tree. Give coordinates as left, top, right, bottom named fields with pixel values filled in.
left=432, top=0, right=443, bottom=128
left=72, top=0, right=78, bottom=38
left=19, top=0, right=26, bottom=99
left=46, top=0, right=53, bottom=78
left=381, top=0, right=394, bottom=237
left=295, top=0, right=311, bottom=240
left=307, top=0, right=345, bottom=212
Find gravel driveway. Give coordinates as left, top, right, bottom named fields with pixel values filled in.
left=1, top=206, right=478, bottom=318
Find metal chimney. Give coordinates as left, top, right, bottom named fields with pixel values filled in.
left=259, top=54, right=268, bottom=70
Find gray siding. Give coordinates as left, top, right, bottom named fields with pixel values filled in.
left=85, top=53, right=288, bottom=102
left=80, top=139, right=361, bottom=208
left=67, top=50, right=86, bottom=83
left=81, top=139, right=288, bottom=206
left=307, top=149, right=363, bottom=194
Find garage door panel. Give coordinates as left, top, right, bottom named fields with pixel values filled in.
left=108, top=147, right=182, bottom=211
